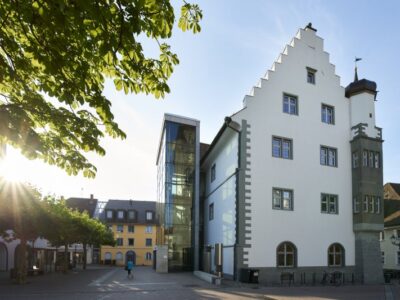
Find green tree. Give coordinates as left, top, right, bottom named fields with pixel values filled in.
left=0, top=1, right=202, bottom=177
left=71, top=209, right=114, bottom=270
left=40, top=198, right=81, bottom=273
left=0, top=179, right=45, bottom=283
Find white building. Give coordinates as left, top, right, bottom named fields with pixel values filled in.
left=200, top=23, right=383, bottom=284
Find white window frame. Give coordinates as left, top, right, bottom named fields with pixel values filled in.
left=117, top=210, right=124, bottom=219
left=352, top=152, right=359, bottom=168
left=321, top=194, right=338, bottom=214
left=363, top=150, right=368, bottom=166
left=363, top=196, right=369, bottom=212
left=273, top=188, right=293, bottom=211
left=145, top=226, right=152, bottom=233
left=106, top=210, right=113, bottom=219
left=272, top=136, right=292, bottom=159
left=116, top=224, right=124, bottom=233
left=283, top=94, right=298, bottom=115
left=320, top=146, right=337, bottom=167
left=307, top=67, right=316, bottom=84
left=353, top=196, right=360, bottom=213
left=321, top=104, right=335, bottom=124
left=146, top=211, right=153, bottom=221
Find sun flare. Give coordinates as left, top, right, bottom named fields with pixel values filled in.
left=0, top=149, right=27, bottom=183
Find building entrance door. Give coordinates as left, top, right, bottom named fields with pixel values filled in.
left=126, top=251, right=136, bottom=265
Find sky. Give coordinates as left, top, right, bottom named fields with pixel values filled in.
left=1, top=0, right=399, bottom=202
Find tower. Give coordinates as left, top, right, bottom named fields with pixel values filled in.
left=346, top=74, right=384, bottom=283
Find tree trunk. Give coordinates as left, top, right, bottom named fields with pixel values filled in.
left=63, top=243, right=68, bottom=274
left=16, top=238, right=27, bottom=284
left=83, top=243, right=87, bottom=270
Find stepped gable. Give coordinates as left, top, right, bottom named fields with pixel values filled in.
left=241, top=23, right=342, bottom=109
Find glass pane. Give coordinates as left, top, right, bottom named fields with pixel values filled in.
left=272, top=138, right=281, bottom=157
left=321, top=196, right=327, bottom=212
left=273, top=190, right=281, bottom=208
left=363, top=151, right=368, bottom=166
left=374, top=153, right=380, bottom=168
left=283, top=97, right=289, bottom=113
left=335, top=254, right=341, bottom=266
left=328, top=149, right=336, bottom=166
left=329, top=196, right=336, bottom=213
left=322, top=107, right=326, bottom=122
left=320, top=148, right=327, bottom=165
left=282, top=140, right=291, bottom=159
left=283, top=191, right=291, bottom=210
left=290, top=98, right=297, bottom=114
left=277, top=254, right=285, bottom=266
left=286, top=253, right=294, bottom=267
left=328, top=254, right=334, bottom=266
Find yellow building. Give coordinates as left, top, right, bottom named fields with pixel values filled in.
left=100, top=200, right=157, bottom=266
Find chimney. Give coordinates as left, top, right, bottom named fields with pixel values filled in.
left=90, top=194, right=94, bottom=200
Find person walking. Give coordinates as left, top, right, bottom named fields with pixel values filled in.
left=126, top=260, right=134, bottom=279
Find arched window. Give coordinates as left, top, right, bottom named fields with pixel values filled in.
left=328, top=243, right=345, bottom=267
left=146, top=252, right=152, bottom=260
left=277, top=242, right=297, bottom=267
left=104, top=252, right=112, bottom=260
left=115, top=252, right=123, bottom=261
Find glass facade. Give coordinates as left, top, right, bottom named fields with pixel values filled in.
left=157, top=120, right=197, bottom=271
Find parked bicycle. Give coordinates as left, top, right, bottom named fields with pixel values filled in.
left=321, top=271, right=342, bottom=286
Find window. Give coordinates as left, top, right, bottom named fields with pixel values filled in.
left=107, top=225, right=113, bottom=231
left=128, top=210, right=136, bottom=220
left=363, top=150, right=368, bottom=166
left=146, top=238, right=152, bottom=247
left=145, top=226, right=152, bottom=233
left=363, top=196, right=369, bottom=212
left=146, top=252, right=152, bottom=260
left=375, top=197, right=381, bottom=214
left=283, top=94, right=298, bottom=115
left=321, top=194, right=338, bottom=214
left=146, top=211, right=153, bottom=221
left=128, top=238, right=134, bottom=246
left=320, top=146, right=337, bottom=167
left=211, top=164, right=216, bottom=182
left=128, top=225, right=134, bottom=233
left=117, top=210, right=124, bottom=219
left=380, top=231, right=385, bottom=241
left=353, top=196, right=360, bottom=214
left=116, top=238, right=123, bottom=246
left=397, top=251, right=400, bottom=265
left=272, top=137, right=292, bottom=159
left=209, top=203, right=214, bottom=220
left=374, top=152, right=380, bottom=168
left=273, top=188, right=293, bottom=210
left=369, top=151, right=374, bottom=168
left=116, top=225, right=124, bottom=233
left=381, top=251, right=385, bottom=264
left=328, top=243, right=344, bottom=267
left=369, top=196, right=374, bottom=213
left=321, top=104, right=334, bottom=124
left=352, top=152, right=359, bottom=168
left=116, top=252, right=123, bottom=261
left=307, top=67, right=316, bottom=84
left=277, top=242, right=296, bottom=267
left=363, top=195, right=381, bottom=214
left=106, top=210, right=113, bottom=219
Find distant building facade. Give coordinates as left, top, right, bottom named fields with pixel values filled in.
left=100, top=200, right=157, bottom=266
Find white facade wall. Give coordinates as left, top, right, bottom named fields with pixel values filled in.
left=232, top=28, right=355, bottom=268
left=203, top=130, right=238, bottom=275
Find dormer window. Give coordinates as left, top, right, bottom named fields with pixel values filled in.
left=146, top=211, right=154, bottom=221
left=117, top=210, right=124, bottom=219
left=106, top=210, right=113, bottom=219
left=128, top=210, right=136, bottom=221
left=306, top=67, right=316, bottom=84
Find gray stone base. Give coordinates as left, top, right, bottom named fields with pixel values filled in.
left=245, top=266, right=356, bottom=285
